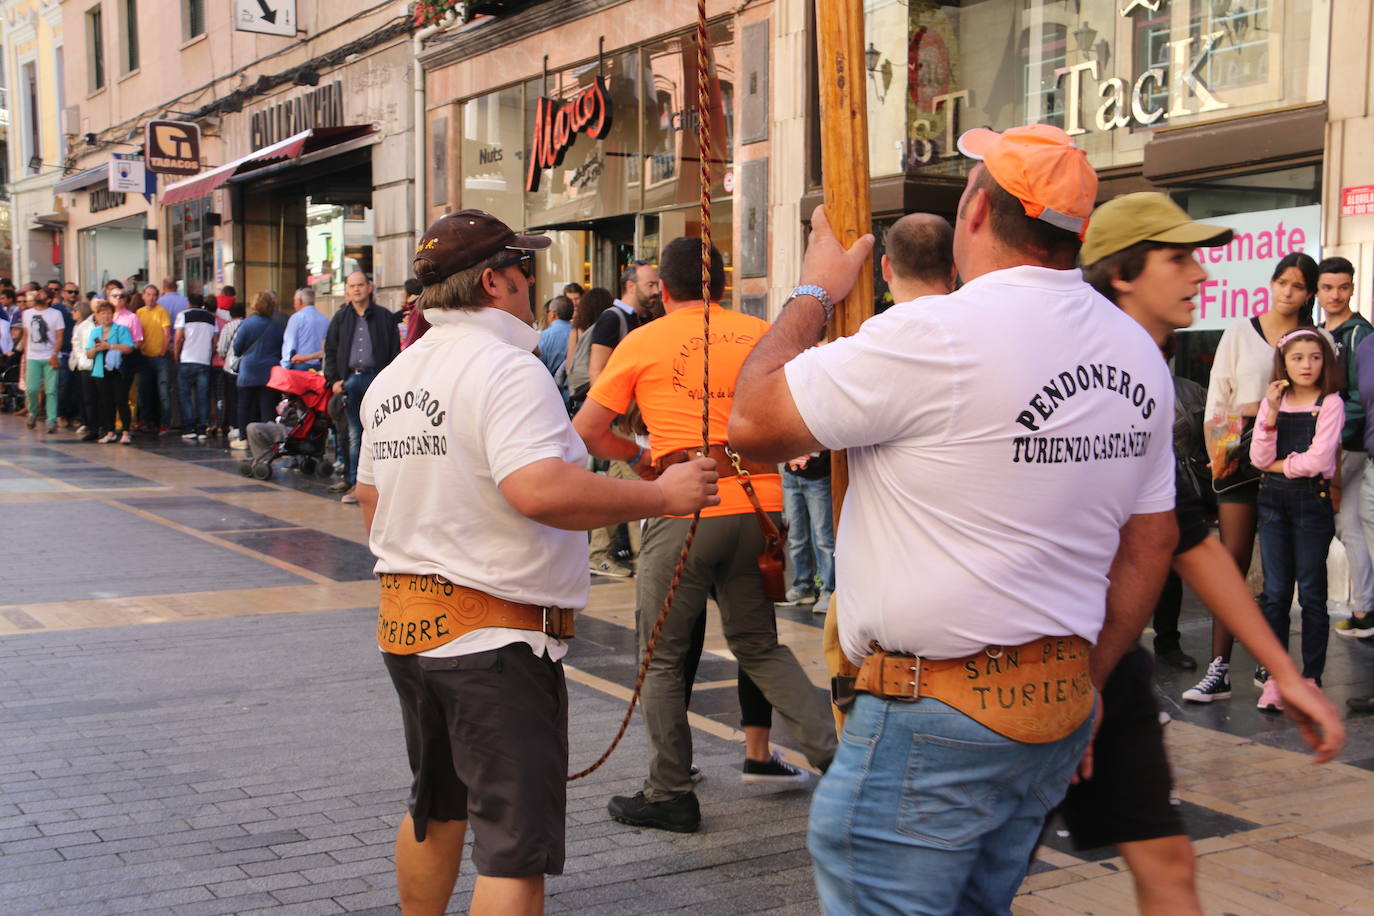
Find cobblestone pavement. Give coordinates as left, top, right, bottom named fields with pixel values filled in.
left=5, top=415, right=1374, bottom=914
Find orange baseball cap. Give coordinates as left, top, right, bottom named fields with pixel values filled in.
left=957, top=124, right=1097, bottom=239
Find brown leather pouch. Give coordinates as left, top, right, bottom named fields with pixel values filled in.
left=733, top=456, right=788, bottom=602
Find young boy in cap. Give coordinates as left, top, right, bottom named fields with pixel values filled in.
left=353, top=210, right=718, bottom=915
left=1071, top=192, right=1344, bottom=914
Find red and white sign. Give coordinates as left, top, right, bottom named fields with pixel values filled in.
left=722, top=170, right=734, bottom=193
left=1342, top=185, right=1374, bottom=217
left=1188, top=205, right=1321, bottom=331
left=525, top=77, right=613, bottom=193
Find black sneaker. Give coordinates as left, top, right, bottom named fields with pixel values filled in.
left=607, top=791, right=700, bottom=833
left=1347, top=696, right=1374, bottom=713
left=1253, top=666, right=1269, bottom=688
left=1182, top=656, right=1232, bottom=703
left=689, top=765, right=704, bottom=784
left=741, top=752, right=811, bottom=786
left=1155, top=646, right=1198, bottom=671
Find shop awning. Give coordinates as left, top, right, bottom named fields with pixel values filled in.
left=54, top=164, right=110, bottom=194
left=160, top=125, right=377, bottom=205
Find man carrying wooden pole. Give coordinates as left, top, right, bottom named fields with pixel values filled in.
left=731, top=11, right=1180, bottom=900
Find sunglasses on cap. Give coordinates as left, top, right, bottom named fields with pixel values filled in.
left=492, top=252, right=534, bottom=279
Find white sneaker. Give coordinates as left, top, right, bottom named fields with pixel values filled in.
left=229, top=437, right=249, bottom=450
left=813, top=590, right=833, bottom=615
left=196, top=434, right=208, bottom=441
left=181, top=432, right=198, bottom=440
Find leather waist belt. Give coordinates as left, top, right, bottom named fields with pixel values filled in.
left=654, top=444, right=776, bottom=479
left=854, top=635, right=1094, bottom=744
left=377, top=573, right=575, bottom=655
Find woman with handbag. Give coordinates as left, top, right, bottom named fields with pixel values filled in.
left=1186, top=252, right=1322, bottom=702
left=230, top=292, right=285, bottom=450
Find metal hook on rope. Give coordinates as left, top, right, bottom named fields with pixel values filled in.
left=567, top=0, right=716, bottom=781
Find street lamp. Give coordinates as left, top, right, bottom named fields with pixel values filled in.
left=865, top=41, right=893, bottom=103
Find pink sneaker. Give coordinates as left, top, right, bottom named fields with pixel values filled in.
left=1257, top=677, right=1284, bottom=712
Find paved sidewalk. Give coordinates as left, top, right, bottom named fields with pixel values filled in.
left=0, top=609, right=818, bottom=915
left=8, top=416, right=1374, bottom=913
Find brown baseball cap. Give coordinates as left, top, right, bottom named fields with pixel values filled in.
left=413, top=210, right=551, bottom=285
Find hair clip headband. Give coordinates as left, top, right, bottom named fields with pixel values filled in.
left=1277, top=328, right=1322, bottom=348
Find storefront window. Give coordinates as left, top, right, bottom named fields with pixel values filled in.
left=865, top=0, right=1321, bottom=178
left=524, top=48, right=643, bottom=226
left=167, top=198, right=213, bottom=294
left=460, top=84, right=525, bottom=228
left=305, top=199, right=374, bottom=297
left=641, top=20, right=735, bottom=213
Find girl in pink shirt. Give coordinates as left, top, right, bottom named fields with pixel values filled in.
left=1250, top=327, right=1344, bottom=710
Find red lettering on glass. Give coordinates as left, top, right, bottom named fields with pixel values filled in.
left=526, top=76, right=613, bottom=192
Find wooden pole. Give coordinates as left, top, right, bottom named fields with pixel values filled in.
left=815, top=0, right=874, bottom=517
left=814, top=0, right=873, bottom=729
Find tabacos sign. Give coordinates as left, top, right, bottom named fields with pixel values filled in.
left=1188, top=205, right=1321, bottom=332
left=525, top=77, right=612, bottom=192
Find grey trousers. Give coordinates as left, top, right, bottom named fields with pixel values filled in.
left=635, top=512, right=837, bottom=802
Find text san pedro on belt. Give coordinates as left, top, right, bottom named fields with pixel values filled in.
left=377, top=573, right=574, bottom=655
left=840, top=635, right=1095, bottom=744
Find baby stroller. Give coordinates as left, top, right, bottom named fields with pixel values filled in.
left=239, top=367, right=335, bottom=481
left=0, top=356, right=21, bottom=413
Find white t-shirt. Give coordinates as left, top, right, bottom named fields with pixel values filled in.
left=357, top=306, right=589, bottom=661
left=786, top=265, right=1175, bottom=663
left=25, top=307, right=64, bottom=361
left=175, top=308, right=217, bottom=365
left=0, top=316, right=10, bottom=356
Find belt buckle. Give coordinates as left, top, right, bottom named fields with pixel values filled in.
left=889, top=655, right=922, bottom=702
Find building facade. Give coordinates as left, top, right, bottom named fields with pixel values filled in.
left=3, top=0, right=62, bottom=285
left=52, top=0, right=414, bottom=309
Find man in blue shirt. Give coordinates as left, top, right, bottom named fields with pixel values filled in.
left=536, top=295, right=573, bottom=378
left=281, top=286, right=330, bottom=371
left=156, top=277, right=189, bottom=327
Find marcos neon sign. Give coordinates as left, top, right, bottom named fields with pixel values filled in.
left=525, top=77, right=613, bottom=192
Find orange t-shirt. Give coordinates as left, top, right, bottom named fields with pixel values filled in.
left=588, top=304, right=782, bottom=518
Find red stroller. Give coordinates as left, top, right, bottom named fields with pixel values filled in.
left=239, top=367, right=335, bottom=480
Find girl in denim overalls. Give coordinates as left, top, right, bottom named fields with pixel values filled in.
left=1250, top=328, right=1344, bottom=711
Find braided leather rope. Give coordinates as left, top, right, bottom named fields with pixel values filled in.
left=567, top=0, right=715, bottom=781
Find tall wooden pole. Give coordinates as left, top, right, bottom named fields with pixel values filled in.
left=815, top=0, right=873, bottom=518
left=815, top=0, right=873, bottom=727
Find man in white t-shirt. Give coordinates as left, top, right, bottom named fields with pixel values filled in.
left=730, top=125, right=1178, bottom=914
left=354, top=210, right=718, bottom=916
left=174, top=294, right=218, bottom=440
left=20, top=292, right=65, bottom=432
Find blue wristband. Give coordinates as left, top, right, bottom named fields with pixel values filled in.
left=630, top=445, right=643, bottom=466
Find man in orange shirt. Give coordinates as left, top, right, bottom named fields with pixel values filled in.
left=574, top=238, right=836, bottom=833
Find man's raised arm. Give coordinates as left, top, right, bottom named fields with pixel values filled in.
left=730, top=206, right=873, bottom=463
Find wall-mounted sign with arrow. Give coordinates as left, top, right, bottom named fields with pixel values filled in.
left=234, top=0, right=296, bottom=37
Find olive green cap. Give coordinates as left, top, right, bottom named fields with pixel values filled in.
left=1080, top=192, right=1233, bottom=266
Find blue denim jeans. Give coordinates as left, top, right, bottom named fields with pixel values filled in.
left=138, top=354, right=172, bottom=427
left=178, top=362, right=210, bottom=435
left=782, top=471, right=835, bottom=592
left=343, top=370, right=375, bottom=487
left=808, top=693, right=1094, bottom=915
left=1258, top=474, right=1335, bottom=681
